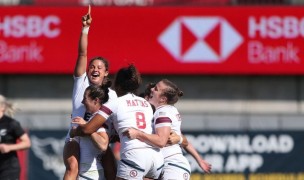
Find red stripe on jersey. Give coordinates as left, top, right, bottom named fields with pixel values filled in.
left=100, top=105, right=112, bottom=116
left=155, top=117, right=172, bottom=125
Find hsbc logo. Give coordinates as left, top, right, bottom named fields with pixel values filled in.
left=158, top=16, right=243, bottom=63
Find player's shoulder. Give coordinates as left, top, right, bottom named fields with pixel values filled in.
left=108, top=88, right=118, bottom=99
left=157, top=104, right=175, bottom=111
left=155, top=105, right=177, bottom=116
left=2, top=115, right=20, bottom=127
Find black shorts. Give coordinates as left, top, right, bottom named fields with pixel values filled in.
left=0, top=157, right=20, bottom=180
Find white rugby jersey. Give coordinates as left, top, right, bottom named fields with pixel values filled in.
left=71, top=73, right=117, bottom=119
left=98, top=93, right=154, bottom=154
left=154, top=105, right=183, bottom=158
left=79, top=112, right=106, bottom=173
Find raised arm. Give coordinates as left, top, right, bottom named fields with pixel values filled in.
left=74, top=5, right=92, bottom=77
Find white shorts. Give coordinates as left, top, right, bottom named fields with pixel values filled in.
left=78, top=169, right=105, bottom=180
left=117, top=148, right=164, bottom=180
left=161, top=154, right=191, bottom=180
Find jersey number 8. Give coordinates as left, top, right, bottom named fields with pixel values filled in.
left=136, top=112, right=146, bottom=129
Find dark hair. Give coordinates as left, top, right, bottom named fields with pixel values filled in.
left=139, top=82, right=155, bottom=99
left=114, top=64, right=141, bottom=95
left=89, top=56, right=110, bottom=85
left=161, top=79, right=183, bottom=105
left=86, top=81, right=112, bottom=105
left=89, top=56, right=109, bottom=71
left=139, top=82, right=156, bottom=113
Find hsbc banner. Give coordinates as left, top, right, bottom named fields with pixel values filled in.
left=185, top=131, right=304, bottom=179
left=2, top=7, right=304, bottom=74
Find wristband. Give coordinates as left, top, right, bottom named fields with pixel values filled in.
left=178, top=136, right=183, bottom=145
left=82, top=26, right=90, bottom=34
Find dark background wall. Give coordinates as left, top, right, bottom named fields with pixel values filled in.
left=1, top=74, right=303, bottom=131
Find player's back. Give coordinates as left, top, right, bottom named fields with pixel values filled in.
left=113, top=93, right=154, bottom=153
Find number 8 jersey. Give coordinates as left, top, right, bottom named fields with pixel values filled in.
left=98, top=93, right=154, bottom=154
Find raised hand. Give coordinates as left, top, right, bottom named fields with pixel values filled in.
left=82, top=5, right=92, bottom=27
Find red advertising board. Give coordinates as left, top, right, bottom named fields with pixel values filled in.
left=1, top=6, right=304, bottom=75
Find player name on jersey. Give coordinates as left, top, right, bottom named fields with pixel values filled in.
left=126, top=99, right=149, bottom=107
